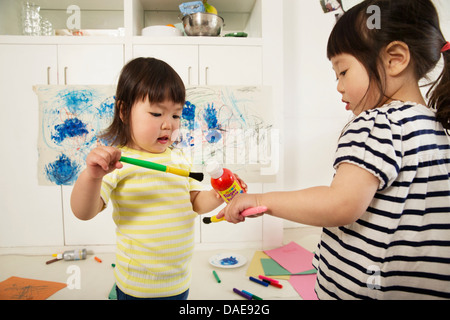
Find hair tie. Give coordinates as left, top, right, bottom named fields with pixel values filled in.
left=441, top=41, right=450, bottom=53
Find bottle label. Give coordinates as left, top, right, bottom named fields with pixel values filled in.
left=218, top=181, right=244, bottom=203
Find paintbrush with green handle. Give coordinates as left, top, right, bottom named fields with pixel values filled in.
left=120, top=156, right=204, bottom=182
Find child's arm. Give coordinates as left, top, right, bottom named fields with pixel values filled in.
left=70, top=146, right=122, bottom=221
left=219, top=163, right=379, bottom=227
left=190, top=190, right=224, bottom=214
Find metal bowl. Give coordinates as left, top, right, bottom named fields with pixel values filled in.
left=182, top=12, right=224, bottom=36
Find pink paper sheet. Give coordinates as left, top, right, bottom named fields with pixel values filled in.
left=264, top=241, right=314, bottom=274
left=289, top=274, right=318, bottom=300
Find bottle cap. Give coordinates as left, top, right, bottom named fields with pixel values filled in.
left=206, top=161, right=224, bottom=179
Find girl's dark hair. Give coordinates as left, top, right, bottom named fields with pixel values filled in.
left=327, top=0, right=450, bottom=129
left=101, top=57, right=186, bottom=146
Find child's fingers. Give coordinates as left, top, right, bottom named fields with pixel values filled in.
left=87, top=147, right=122, bottom=172
left=234, top=173, right=248, bottom=191
left=215, top=210, right=224, bottom=219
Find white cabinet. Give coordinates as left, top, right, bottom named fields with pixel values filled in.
left=133, top=44, right=262, bottom=86
left=58, top=44, right=124, bottom=246
left=133, top=44, right=199, bottom=85
left=0, top=44, right=62, bottom=247
left=57, top=44, right=124, bottom=85
left=199, top=46, right=262, bottom=85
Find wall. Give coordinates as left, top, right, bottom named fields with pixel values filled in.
left=282, top=0, right=349, bottom=228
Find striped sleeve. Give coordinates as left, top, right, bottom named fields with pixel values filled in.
left=100, top=170, right=117, bottom=208
left=334, top=111, right=402, bottom=190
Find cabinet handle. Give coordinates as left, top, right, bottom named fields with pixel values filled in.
left=47, top=67, right=51, bottom=85
left=188, top=66, right=192, bottom=85
left=205, top=67, right=209, bottom=85
left=64, top=66, right=68, bottom=85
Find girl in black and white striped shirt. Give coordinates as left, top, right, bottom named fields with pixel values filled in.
left=220, top=0, right=450, bottom=299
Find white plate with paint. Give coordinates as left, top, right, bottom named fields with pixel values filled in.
left=209, top=253, right=247, bottom=268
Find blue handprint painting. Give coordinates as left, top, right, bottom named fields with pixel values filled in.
left=35, top=85, right=274, bottom=186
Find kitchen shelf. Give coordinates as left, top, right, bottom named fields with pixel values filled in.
left=0, top=0, right=261, bottom=39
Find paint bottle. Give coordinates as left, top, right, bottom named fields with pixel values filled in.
left=206, top=161, right=245, bottom=203
left=55, top=248, right=87, bottom=261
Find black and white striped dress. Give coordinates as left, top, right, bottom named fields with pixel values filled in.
left=312, top=101, right=450, bottom=299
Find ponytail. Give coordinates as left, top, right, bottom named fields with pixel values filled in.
left=428, top=47, right=450, bottom=131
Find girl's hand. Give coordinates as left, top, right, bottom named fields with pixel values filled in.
left=85, top=146, right=123, bottom=180
left=234, top=173, right=248, bottom=192
left=216, top=193, right=261, bottom=224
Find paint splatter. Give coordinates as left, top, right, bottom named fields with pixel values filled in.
left=220, top=256, right=238, bottom=266
left=203, top=103, right=222, bottom=143
left=203, top=103, right=219, bottom=129
left=183, top=101, right=196, bottom=131
left=205, top=130, right=222, bottom=143
left=183, top=101, right=196, bottom=121
left=57, top=89, right=94, bottom=114
left=51, top=118, right=89, bottom=144
left=44, top=154, right=80, bottom=185
left=97, top=96, right=115, bottom=116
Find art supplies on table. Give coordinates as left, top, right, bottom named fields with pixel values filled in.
left=245, top=242, right=318, bottom=300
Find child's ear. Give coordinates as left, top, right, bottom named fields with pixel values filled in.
left=382, top=41, right=411, bottom=77
left=117, top=100, right=125, bottom=122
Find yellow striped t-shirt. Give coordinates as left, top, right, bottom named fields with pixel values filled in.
left=100, top=146, right=204, bottom=298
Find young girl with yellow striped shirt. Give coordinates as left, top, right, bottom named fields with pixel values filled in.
left=70, top=57, right=243, bottom=300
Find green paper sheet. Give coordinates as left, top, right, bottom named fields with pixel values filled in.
left=261, top=259, right=317, bottom=276
left=108, top=283, right=117, bottom=300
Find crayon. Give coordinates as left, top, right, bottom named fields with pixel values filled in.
left=259, top=275, right=279, bottom=284
left=264, top=280, right=283, bottom=288
left=259, top=275, right=283, bottom=288
left=242, top=290, right=263, bottom=300
left=249, top=276, right=269, bottom=287
left=212, top=270, right=221, bottom=283
left=94, top=256, right=102, bottom=263
left=233, top=288, right=252, bottom=300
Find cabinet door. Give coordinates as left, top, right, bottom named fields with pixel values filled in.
left=58, top=44, right=124, bottom=85
left=199, top=46, right=262, bottom=85
left=133, top=45, right=199, bottom=85
left=0, top=44, right=63, bottom=247
left=59, top=44, right=124, bottom=246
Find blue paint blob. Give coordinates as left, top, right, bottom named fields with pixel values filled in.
left=220, top=256, right=238, bottom=266
left=45, top=154, right=80, bottom=185
left=52, top=118, right=89, bottom=144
